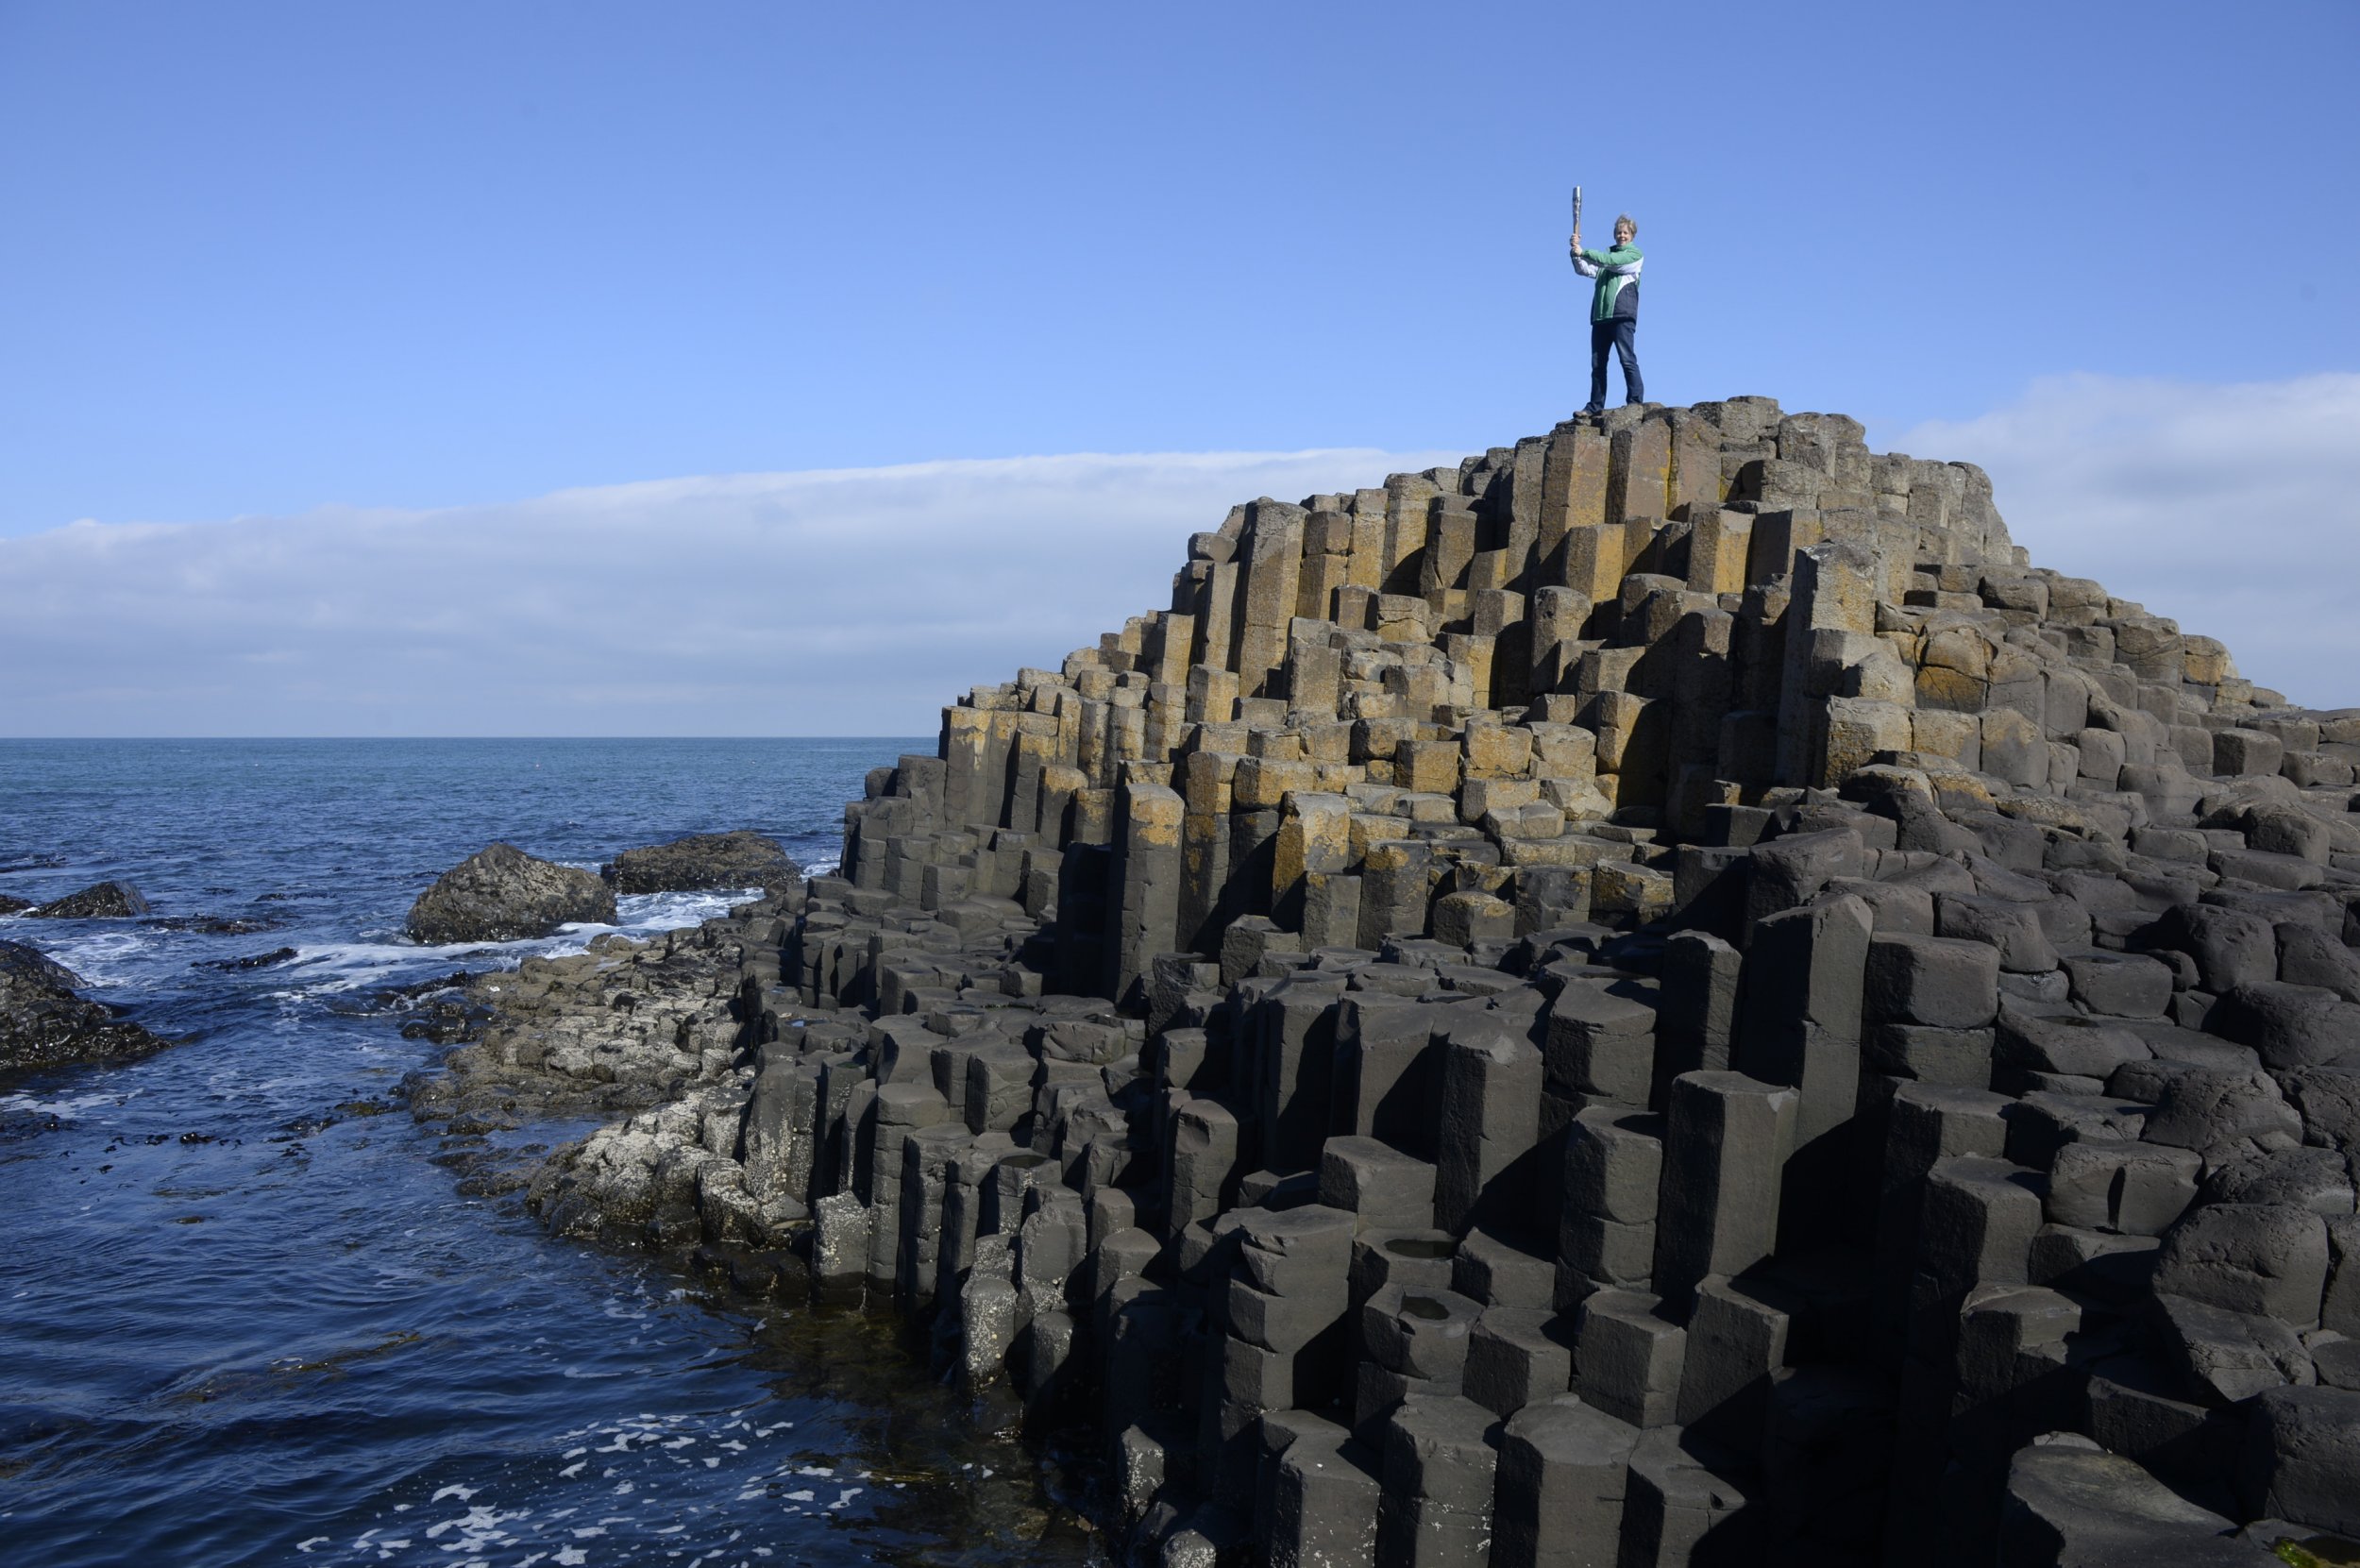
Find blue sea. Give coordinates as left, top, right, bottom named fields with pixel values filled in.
left=0, top=739, right=1104, bottom=1568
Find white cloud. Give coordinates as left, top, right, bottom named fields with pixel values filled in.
left=0, top=449, right=1458, bottom=736
left=1888, top=372, right=2360, bottom=709
left=13, top=374, right=2350, bottom=737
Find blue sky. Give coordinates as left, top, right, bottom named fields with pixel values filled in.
left=2, top=1, right=2356, bottom=733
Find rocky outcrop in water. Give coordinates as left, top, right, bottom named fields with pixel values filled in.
left=603, top=831, right=802, bottom=896
left=406, top=915, right=771, bottom=1199
left=30, top=880, right=152, bottom=919
left=406, top=843, right=616, bottom=945
left=453, top=396, right=2360, bottom=1568
left=0, top=938, right=170, bottom=1073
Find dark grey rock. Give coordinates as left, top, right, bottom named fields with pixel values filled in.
left=29, top=880, right=150, bottom=919
left=2153, top=1291, right=2316, bottom=1406
left=2046, top=1139, right=2200, bottom=1235
left=1492, top=1394, right=1638, bottom=1568
left=1317, top=1135, right=1437, bottom=1232
left=1573, top=1288, right=1686, bottom=1427
left=2000, top=1441, right=2267, bottom=1567
left=2200, top=1146, right=2356, bottom=1217
left=2154, top=1204, right=2330, bottom=1325
left=2328, top=1216, right=2360, bottom=1337
left=1361, top=1283, right=1482, bottom=1382
left=1374, top=1392, right=1498, bottom=1567
left=1266, top=1416, right=1378, bottom=1568
left=2276, top=925, right=2360, bottom=1003
left=2140, top=1066, right=2304, bottom=1153
left=1744, top=827, right=1864, bottom=928
left=1621, top=1426, right=1756, bottom=1568
left=407, top=843, right=618, bottom=944
left=2285, top=1066, right=2360, bottom=1153
left=603, top=831, right=801, bottom=895
left=2063, top=949, right=2176, bottom=1019
left=1996, top=1002, right=2150, bottom=1085
left=2210, top=982, right=2360, bottom=1071
left=0, top=938, right=170, bottom=1073
left=1460, top=1307, right=1572, bottom=1419
left=2240, top=1384, right=2360, bottom=1537
left=2313, top=1335, right=2360, bottom=1391
left=1937, top=891, right=2061, bottom=974
left=1864, top=931, right=2001, bottom=1028
left=2030, top=1224, right=2161, bottom=1306
left=2147, top=904, right=2280, bottom=993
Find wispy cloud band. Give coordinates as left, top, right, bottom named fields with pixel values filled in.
left=1892, top=372, right=2360, bottom=707
left=0, top=449, right=1457, bottom=735
left=7, top=372, right=2354, bottom=736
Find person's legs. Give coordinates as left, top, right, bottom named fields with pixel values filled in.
left=1614, top=318, right=1644, bottom=405
left=1586, top=321, right=1612, bottom=413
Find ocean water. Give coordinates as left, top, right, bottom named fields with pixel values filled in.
left=0, top=739, right=1104, bottom=1568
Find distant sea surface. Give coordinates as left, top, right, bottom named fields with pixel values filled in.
left=0, top=739, right=1103, bottom=1568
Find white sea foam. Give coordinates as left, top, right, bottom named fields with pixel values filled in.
left=286, top=1331, right=1037, bottom=1564
left=272, top=887, right=754, bottom=998
left=28, top=927, right=159, bottom=987
left=0, top=1087, right=134, bottom=1120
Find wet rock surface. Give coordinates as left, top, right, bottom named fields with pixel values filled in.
left=604, top=829, right=802, bottom=896
left=30, top=880, right=152, bottom=919
left=405, top=841, right=617, bottom=944
left=199, top=946, right=299, bottom=972
left=405, top=917, right=766, bottom=1200
left=420, top=398, right=2360, bottom=1568
left=0, top=937, right=170, bottom=1073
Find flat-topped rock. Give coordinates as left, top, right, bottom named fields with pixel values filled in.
left=603, top=830, right=801, bottom=895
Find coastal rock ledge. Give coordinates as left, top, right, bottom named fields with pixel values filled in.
left=423, top=396, right=2360, bottom=1568
left=603, top=831, right=802, bottom=896
left=406, top=843, right=616, bottom=945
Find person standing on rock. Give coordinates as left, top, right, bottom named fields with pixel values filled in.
left=1570, top=213, right=1644, bottom=415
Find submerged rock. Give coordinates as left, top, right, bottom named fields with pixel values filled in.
left=0, top=895, right=29, bottom=915
left=30, top=881, right=151, bottom=919
left=406, top=843, right=615, bottom=945
left=199, top=947, right=299, bottom=972
left=603, top=831, right=801, bottom=896
left=0, top=938, right=169, bottom=1073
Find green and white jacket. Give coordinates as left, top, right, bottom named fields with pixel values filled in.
left=1572, top=242, right=1644, bottom=324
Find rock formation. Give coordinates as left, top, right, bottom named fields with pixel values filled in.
left=0, top=938, right=169, bottom=1072
left=406, top=843, right=616, bottom=944
left=30, top=880, right=151, bottom=919
left=480, top=397, right=2358, bottom=1567
left=603, top=831, right=802, bottom=896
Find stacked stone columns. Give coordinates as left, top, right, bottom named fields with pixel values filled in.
left=733, top=395, right=2360, bottom=1568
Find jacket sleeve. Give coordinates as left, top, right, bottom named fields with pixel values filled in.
left=1571, top=249, right=1600, bottom=277
left=1581, top=244, right=1640, bottom=275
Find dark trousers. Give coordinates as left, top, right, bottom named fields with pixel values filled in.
left=1589, top=317, right=1642, bottom=409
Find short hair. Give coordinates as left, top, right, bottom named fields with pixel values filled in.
left=1615, top=213, right=1638, bottom=235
